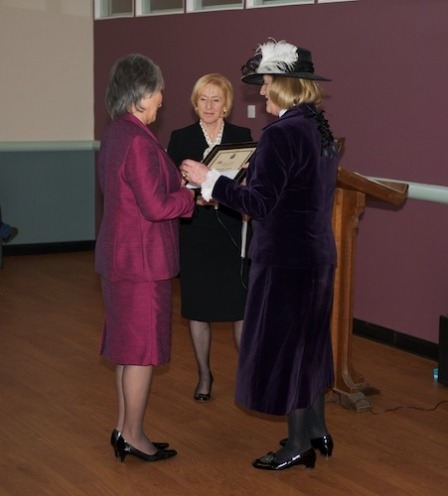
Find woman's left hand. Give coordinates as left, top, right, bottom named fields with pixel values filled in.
left=180, top=159, right=209, bottom=186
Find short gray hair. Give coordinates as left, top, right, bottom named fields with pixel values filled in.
left=105, top=54, right=164, bottom=119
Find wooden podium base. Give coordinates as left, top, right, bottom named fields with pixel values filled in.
left=331, top=382, right=380, bottom=412
left=331, top=388, right=374, bottom=412
left=329, top=167, right=407, bottom=412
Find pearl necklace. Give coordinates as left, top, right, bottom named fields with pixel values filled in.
left=200, top=119, right=224, bottom=160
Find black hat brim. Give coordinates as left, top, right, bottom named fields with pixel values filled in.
left=242, top=71, right=331, bottom=85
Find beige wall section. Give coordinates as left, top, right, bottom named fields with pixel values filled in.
left=0, top=0, right=93, bottom=141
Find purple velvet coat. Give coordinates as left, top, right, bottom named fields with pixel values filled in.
left=212, top=104, right=338, bottom=415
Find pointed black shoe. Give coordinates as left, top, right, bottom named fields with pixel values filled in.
left=252, top=448, right=316, bottom=471
left=110, top=429, right=169, bottom=457
left=116, top=436, right=177, bottom=463
left=279, top=435, right=333, bottom=458
left=193, top=374, right=214, bottom=402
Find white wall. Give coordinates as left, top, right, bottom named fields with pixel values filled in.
left=0, top=0, right=93, bottom=142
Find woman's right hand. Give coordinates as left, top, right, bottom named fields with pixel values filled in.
left=180, top=159, right=209, bottom=186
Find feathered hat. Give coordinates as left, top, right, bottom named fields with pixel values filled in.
left=241, top=39, right=330, bottom=84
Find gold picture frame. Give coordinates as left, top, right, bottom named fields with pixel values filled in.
left=203, top=142, right=257, bottom=182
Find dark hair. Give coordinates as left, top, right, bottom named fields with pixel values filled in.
left=105, top=54, right=164, bottom=119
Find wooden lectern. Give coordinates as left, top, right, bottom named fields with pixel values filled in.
left=330, top=167, right=408, bottom=411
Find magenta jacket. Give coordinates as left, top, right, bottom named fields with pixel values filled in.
left=95, top=113, right=194, bottom=282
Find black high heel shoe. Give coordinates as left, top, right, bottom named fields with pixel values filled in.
left=252, top=448, right=316, bottom=471
left=193, top=374, right=214, bottom=402
left=311, top=435, right=333, bottom=458
left=116, top=436, right=177, bottom=463
left=279, top=434, right=333, bottom=458
left=110, top=429, right=169, bottom=457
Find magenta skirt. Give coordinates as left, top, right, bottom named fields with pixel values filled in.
left=100, top=278, right=172, bottom=366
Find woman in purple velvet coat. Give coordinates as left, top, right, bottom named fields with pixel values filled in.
left=95, top=54, right=194, bottom=463
left=180, top=40, right=338, bottom=471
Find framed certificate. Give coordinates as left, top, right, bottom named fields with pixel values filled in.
left=203, top=142, right=257, bottom=182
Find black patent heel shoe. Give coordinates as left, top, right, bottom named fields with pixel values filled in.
left=193, top=374, right=214, bottom=402
left=311, top=435, right=333, bottom=458
left=252, top=448, right=316, bottom=471
left=279, top=434, right=333, bottom=458
left=110, top=429, right=169, bottom=457
left=116, top=436, right=177, bottom=463
left=111, top=429, right=121, bottom=458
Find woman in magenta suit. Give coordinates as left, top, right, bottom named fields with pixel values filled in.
left=181, top=40, right=338, bottom=471
left=95, top=54, right=194, bottom=463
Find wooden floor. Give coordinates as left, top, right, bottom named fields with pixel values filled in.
left=0, top=251, right=447, bottom=496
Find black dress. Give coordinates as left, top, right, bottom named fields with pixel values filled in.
left=167, top=121, right=252, bottom=321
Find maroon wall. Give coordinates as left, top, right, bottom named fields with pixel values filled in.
left=94, top=0, right=448, bottom=344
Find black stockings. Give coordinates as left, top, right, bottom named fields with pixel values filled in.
left=276, top=393, right=329, bottom=462
left=189, top=320, right=212, bottom=395
left=189, top=319, right=243, bottom=395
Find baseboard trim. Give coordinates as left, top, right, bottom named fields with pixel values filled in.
left=353, top=318, right=438, bottom=361
left=2, top=241, right=95, bottom=256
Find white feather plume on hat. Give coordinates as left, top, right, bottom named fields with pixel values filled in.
left=256, top=40, right=298, bottom=74
left=241, top=38, right=330, bottom=83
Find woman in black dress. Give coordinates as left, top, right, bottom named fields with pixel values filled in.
left=167, top=73, right=252, bottom=402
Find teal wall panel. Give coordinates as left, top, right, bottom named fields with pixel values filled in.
left=0, top=148, right=96, bottom=245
